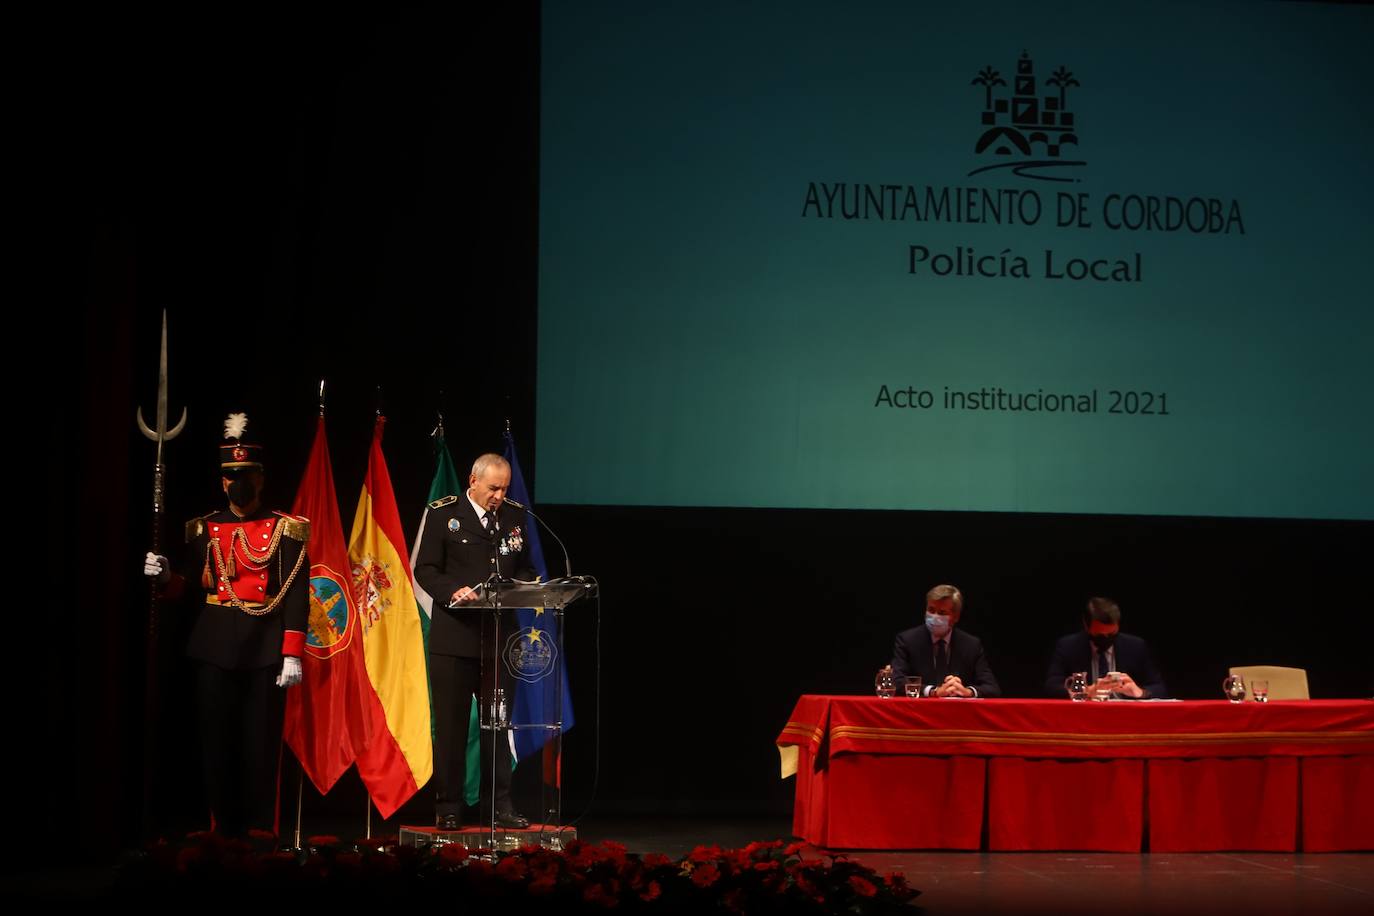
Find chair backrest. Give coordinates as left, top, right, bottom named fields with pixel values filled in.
left=1228, top=665, right=1310, bottom=700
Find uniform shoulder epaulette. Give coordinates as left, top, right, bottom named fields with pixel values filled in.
left=185, top=512, right=215, bottom=543
left=429, top=495, right=459, bottom=509
left=274, top=511, right=311, bottom=543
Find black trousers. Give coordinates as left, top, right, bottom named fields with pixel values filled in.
left=429, top=653, right=515, bottom=818
left=195, top=662, right=284, bottom=836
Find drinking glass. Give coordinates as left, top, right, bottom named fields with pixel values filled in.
left=1064, top=671, right=1088, bottom=702
left=1092, top=672, right=1116, bottom=702
left=1222, top=674, right=1246, bottom=703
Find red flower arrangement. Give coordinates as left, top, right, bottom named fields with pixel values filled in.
left=120, top=834, right=919, bottom=911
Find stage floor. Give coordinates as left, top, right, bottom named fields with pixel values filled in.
left=849, top=849, right=1372, bottom=915
left=563, top=815, right=1374, bottom=914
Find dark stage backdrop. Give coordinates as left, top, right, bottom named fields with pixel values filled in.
left=37, top=4, right=1371, bottom=860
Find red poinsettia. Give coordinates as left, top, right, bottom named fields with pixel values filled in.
left=687, top=843, right=724, bottom=863
left=582, top=881, right=618, bottom=908
left=849, top=875, right=878, bottom=897
left=438, top=844, right=470, bottom=865
left=690, top=862, right=721, bottom=887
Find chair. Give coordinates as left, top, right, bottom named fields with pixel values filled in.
left=1228, top=665, right=1309, bottom=700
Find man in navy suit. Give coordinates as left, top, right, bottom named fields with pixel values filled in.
left=886, top=584, right=1001, bottom=698
left=1044, top=597, right=1168, bottom=699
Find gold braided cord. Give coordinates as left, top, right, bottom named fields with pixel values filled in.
left=209, top=534, right=307, bottom=617
left=230, top=522, right=285, bottom=567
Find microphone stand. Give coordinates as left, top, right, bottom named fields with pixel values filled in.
left=502, top=498, right=572, bottom=578
left=484, top=510, right=504, bottom=845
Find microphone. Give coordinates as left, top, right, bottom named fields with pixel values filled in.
left=501, top=498, right=572, bottom=579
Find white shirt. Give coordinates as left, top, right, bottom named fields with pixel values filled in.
left=467, top=489, right=493, bottom=528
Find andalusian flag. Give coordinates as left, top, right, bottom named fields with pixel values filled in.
left=409, top=427, right=483, bottom=806
left=284, top=416, right=369, bottom=794
left=348, top=416, right=432, bottom=817
left=409, top=427, right=462, bottom=644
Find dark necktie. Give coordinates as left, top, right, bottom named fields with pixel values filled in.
left=934, top=639, right=948, bottom=682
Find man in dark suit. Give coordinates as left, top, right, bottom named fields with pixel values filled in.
left=414, top=452, right=535, bottom=829
left=1044, top=597, right=1168, bottom=699
left=886, top=584, right=1000, bottom=698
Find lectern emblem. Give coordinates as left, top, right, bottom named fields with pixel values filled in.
left=504, top=626, right=557, bottom=684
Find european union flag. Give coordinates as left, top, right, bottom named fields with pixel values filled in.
left=504, top=429, right=575, bottom=763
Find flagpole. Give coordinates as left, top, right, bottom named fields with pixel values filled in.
left=366, top=396, right=380, bottom=847
left=294, top=377, right=320, bottom=855
left=307, top=381, right=323, bottom=854
left=293, top=771, right=304, bottom=849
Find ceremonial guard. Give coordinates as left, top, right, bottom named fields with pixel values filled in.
left=145, top=413, right=309, bottom=836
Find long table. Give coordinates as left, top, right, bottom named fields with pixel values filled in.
left=776, top=696, right=1374, bottom=852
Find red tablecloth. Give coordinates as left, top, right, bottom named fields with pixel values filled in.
left=776, top=696, right=1374, bottom=851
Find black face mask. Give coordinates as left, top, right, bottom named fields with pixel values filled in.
left=228, top=476, right=259, bottom=507
left=1090, top=634, right=1117, bottom=652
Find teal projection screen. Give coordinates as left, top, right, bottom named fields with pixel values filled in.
left=536, top=0, right=1374, bottom=519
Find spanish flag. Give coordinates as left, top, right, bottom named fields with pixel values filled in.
left=348, top=416, right=433, bottom=817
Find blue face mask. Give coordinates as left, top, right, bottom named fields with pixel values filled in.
left=925, top=613, right=951, bottom=636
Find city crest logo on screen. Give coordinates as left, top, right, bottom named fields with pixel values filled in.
left=798, top=47, right=1248, bottom=280
left=969, top=51, right=1085, bottom=184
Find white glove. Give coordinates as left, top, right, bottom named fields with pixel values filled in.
left=276, top=656, right=303, bottom=688
left=143, top=552, right=171, bottom=585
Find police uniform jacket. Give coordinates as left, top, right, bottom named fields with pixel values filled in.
left=414, top=494, right=535, bottom=658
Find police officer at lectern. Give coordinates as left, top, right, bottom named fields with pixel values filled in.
left=414, top=452, right=535, bottom=829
